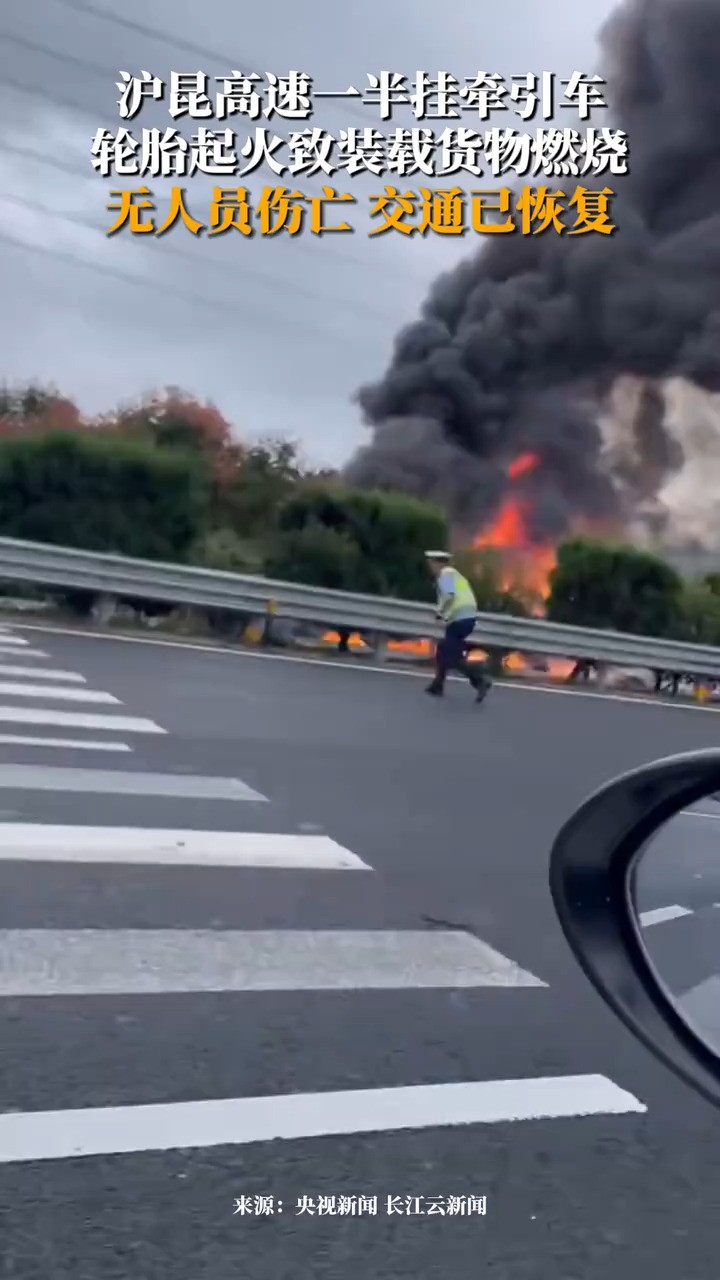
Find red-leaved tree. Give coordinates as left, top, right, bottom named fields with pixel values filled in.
left=0, top=383, right=83, bottom=437
left=100, top=388, right=244, bottom=489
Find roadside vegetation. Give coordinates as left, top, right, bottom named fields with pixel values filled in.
left=0, top=382, right=716, bottom=643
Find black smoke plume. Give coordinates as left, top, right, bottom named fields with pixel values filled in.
left=346, top=0, right=720, bottom=542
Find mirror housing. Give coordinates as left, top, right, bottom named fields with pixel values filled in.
left=549, top=748, right=720, bottom=1109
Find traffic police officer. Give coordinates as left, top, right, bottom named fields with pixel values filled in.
left=424, top=551, right=492, bottom=702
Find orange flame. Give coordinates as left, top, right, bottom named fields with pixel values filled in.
left=472, top=453, right=556, bottom=605
left=507, top=452, right=539, bottom=481
left=319, top=450, right=575, bottom=678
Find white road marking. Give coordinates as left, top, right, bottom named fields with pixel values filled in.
left=0, top=735, right=131, bottom=751
left=639, top=904, right=693, bottom=926
left=7, top=620, right=720, bottom=714
left=0, top=766, right=267, bottom=802
left=0, top=707, right=164, bottom=732
left=682, top=809, right=720, bottom=821
left=495, top=684, right=720, bottom=712
left=0, top=1075, right=647, bottom=1164
left=0, top=647, right=48, bottom=658
left=0, top=634, right=29, bottom=646
left=0, top=826, right=369, bottom=869
left=0, top=682, right=119, bottom=704
left=0, top=928, right=545, bottom=994
left=0, top=665, right=86, bottom=683
left=677, top=976, right=720, bottom=1043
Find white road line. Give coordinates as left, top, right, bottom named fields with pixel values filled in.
left=0, top=826, right=369, bottom=868
left=0, top=708, right=164, bottom=732
left=682, top=809, right=720, bottom=821
left=0, top=647, right=48, bottom=658
left=0, top=634, right=29, bottom=646
left=0, top=766, right=267, bottom=802
left=678, top=975, right=720, bottom=1039
left=0, top=682, right=119, bottom=704
left=0, top=735, right=131, bottom=752
left=0, top=665, right=86, bottom=683
left=639, top=904, right=693, bottom=927
left=0, top=1075, right=647, bottom=1164
left=8, top=620, right=720, bottom=714
left=0, top=928, right=545, bottom=994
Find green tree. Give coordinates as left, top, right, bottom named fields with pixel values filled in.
left=264, top=521, right=368, bottom=591
left=190, top=527, right=264, bottom=573
left=547, top=538, right=683, bottom=637
left=222, top=439, right=302, bottom=538
left=0, top=430, right=209, bottom=561
left=274, top=483, right=448, bottom=599
left=676, top=581, right=720, bottom=645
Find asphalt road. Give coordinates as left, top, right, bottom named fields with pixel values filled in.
left=635, top=809, right=720, bottom=1055
left=636, top=804, right=720, bottom=912
left=2, top=621, right=720, bottom=1278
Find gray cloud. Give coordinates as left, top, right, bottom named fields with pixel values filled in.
left=0, top=0, right=615, bottom=465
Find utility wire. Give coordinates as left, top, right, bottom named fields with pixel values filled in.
left=0, top=225, right=381, bottom=345
left=1, top=66, right=100, bottom=121
left=0, top=28, right=114, bottom=81
left=0, top=186, right=398, bottom=323
left=0, top=29, right=420, bottom=284
left=0, top=141, right=408, bottom=321
left=51, top=0, right=370, bottom=127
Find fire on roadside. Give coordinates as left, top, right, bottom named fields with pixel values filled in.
left=318, top=630, right=573, bottom=680
left=471, top=452, right=557, bottom=609
left=320, top=453, right=576, bottom=679
left=468, top=451, right=572, bottom=678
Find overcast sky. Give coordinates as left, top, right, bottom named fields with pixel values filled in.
left=0, top=0, right=617, bottom=466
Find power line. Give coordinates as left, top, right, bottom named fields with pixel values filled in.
left=0, top=226, right=230, bottom=312
left=0, top=141, right=405, bottom=320
left=0, top=186, right=397, bottom=324
left=0, top=30, right=418, bottom=283
left=0, top=29, right=113, bottom=81
left=0, top=41, right=350, bottom=220
left=0, top=140, right=86, bottom=181
left=51, top=0, right=370, bottom=127
left=1, top=24, right=367, bottom=168
left=0, top=226, right=380, bottom=346
left=0, top=66, right=99, bottom=121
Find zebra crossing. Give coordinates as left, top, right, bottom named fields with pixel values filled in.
left=0, top=623, right=164, bottom=749
left=0, top=622, right=646, bottom=1165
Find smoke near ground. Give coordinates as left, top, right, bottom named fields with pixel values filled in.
left=346, top=0, right=720, bottom=548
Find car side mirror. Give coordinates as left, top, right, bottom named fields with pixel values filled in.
left=549, top=748, right=720, bottom=1109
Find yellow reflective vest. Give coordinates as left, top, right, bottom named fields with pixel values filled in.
left=438, top=567, right=477, bottom=621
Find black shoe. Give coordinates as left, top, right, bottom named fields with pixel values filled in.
left=463, top=663, right=487, bottom=696
left=425, top=682, right=443, bottom=697
left=474, top=678, right=491, bottom=703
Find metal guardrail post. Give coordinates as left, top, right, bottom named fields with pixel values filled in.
left=262, top=599, right=278, bottom=646
left=90, top=593, right=117, bottom=625
left=243, top=617, right=265, bottom=645
left=371, top=632, right=389, bottom=663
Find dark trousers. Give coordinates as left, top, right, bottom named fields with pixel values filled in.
left=433, top=617, right=489, bottom=689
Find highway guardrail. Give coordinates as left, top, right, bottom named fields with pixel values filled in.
left=0, top=535, right=718, bottom=678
